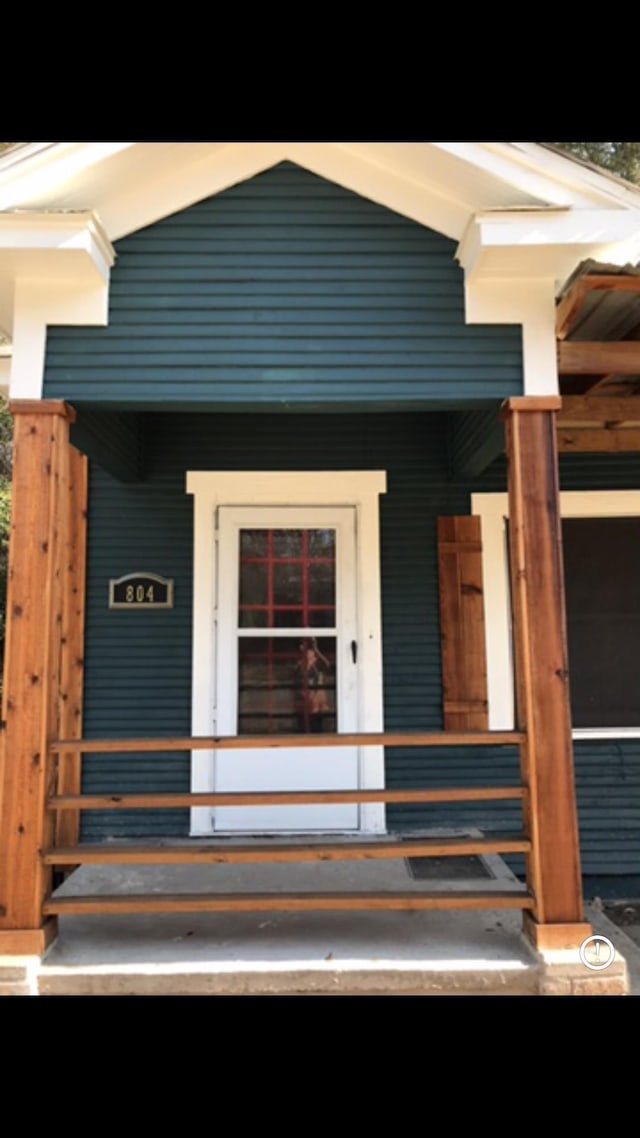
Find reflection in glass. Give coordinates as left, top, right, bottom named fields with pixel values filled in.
left=238, top=637, right=337, bottom=735
left=240, top=530, right=267, bottom=557
left=273, top=563, right=302, bottom=606
left=239, top=528, right=336, bottom=629
left=273, top=530, right=303, bottom=557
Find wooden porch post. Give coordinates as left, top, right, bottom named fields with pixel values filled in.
left=55, top=445, right=88, bottom=851
left=0, top=400, right=77, bottom=954
left=503, top=396, right=591, bottom=951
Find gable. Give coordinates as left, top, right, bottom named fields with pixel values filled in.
left=43, top=163, right=523, bottom=409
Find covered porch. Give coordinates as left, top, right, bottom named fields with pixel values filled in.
left=0, top=394, right=594, bottom=973
left=1, top=143, right=640, bottom=994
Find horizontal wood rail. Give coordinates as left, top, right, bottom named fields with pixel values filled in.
left=44, top=835, right=531, bottom=866
left=49, top=730, right=524, bottom=754
left=44, top=729, right=530, bottom=926
left=44, top=890, right=535, bottom=916
left=48, top=786, right=525, bottom=810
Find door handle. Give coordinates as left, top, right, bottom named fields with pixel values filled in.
left=351, top=640, right=357, bottom=664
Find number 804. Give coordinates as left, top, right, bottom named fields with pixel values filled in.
left=125, top=584, right=155, bottom=603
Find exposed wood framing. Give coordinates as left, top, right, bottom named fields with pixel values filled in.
left=502, top=398, right=585, bottom=929
left=558, top=396, right=640, bottom=424
left=558, top=341, right=640, bottom=376
left=556, top=274, right=640, bottom=341
left=558, top=428, right=640, bottom=453
left=0, top=402, right=75, bottom=941
left=556, top=395, right=640, bottom=451
left=437, top=517, right=488, bottom=730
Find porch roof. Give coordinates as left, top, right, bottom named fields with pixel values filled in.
left=2, top=143, right=640, bottom=400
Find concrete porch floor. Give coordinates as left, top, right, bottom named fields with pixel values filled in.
left=3, top=840, right=634, bottom=996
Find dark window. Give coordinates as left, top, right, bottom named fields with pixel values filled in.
left=563, top=517, right=640, bottom=727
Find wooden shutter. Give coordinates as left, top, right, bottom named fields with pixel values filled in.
left=437, top=516, right=488, bottom=730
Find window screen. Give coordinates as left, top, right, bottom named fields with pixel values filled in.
left=563, top=517, right=640, bottom=727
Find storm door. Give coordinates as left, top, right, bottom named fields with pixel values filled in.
left=214, top=506, right=359, bottom=831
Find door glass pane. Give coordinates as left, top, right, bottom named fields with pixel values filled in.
left=239, top=528, right=336, bottom=628
left=238, top=636, right=337, bottom=735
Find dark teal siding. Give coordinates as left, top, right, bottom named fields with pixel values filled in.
left=78, top=410, right=640, bottom=884
left=81, top=411, right=520, bottom=840
left=44, top=162, right=523, bottom=408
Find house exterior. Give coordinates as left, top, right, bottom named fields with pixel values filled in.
left=1, top=141, right=640, bottom=958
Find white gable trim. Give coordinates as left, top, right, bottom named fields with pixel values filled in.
left=3, top=142, right=640, bottom=245
left=2, top=144, right=640, bottom=399
left=0, top=212, right=114, bottom=397
left=459, top=209, right=640, bottom=281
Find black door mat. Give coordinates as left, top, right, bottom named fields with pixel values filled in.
left=406, top=855, right=494, bottom=881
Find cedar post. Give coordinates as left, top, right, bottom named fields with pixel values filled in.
left=502, top=396, right=591, bottom=951
left=0, top=400, right=77, bottom=954
left=55, top=445, right=88, bottom=851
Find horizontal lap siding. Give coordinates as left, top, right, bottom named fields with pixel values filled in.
left=83, top=411, right=504, bottom=838
left=82, top=457, right=194, bottom=837
left=80, top=411, right=640, bottom=881
left=44, top=162, right=522, bottom=407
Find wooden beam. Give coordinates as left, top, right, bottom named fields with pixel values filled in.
left=55, top=447, right=88, bottom=850
left=0, top=403, right=74, bottom=940
left=48, top=730, right=525, bottom=753
left=48, top=786, right=525, bottom=809
left=558, top=396, right=640, bottom=424
left=558, top=341, right=640, bottom=376
left=44, top=835, right=531, bottom=866
left=575, top=274, right=640, bottom=293
left=557, top=428, right=640, bottom=453
left=556, top=274, right=640, bottom=341
left=556, top=279, right=589, bottom=341
left=44, top=891, right=535, bottom=916
left=504, top=400, right=585, bottom=927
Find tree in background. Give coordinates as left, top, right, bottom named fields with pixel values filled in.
left=550, top=143, right=640, bottom=186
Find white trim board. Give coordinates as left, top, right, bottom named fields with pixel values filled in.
left=472, top=489, right=640, bottom=737
left=186, top=471, right=387, bottom=835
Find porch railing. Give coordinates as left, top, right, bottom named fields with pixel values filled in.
left=42, top=730, right=536, bottom=918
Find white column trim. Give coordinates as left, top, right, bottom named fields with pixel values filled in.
left=464, top=278, right=559, bottom=396
left=186, top=470, right=387, bottom=835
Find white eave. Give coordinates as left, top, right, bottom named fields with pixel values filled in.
left=2, top=141, right=640, bottom=245
left=0, top=210, right=114, bottom=340
left=1, top=141, right=640, bottom=358
left=458, top=208, right=640, bottom=283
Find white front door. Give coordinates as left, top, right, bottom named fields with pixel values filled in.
left=187, top=470, right=387, bottom=837
left=214, top=506, right=359, bottom=831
